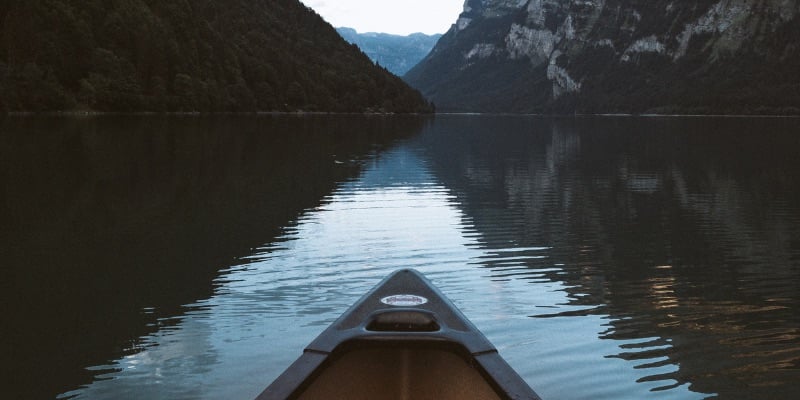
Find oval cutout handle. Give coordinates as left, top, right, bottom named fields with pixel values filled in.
left=366, top=310, right=440, bottom=332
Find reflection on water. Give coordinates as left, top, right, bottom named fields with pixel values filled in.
left=3, top=115, right=799, bottom=399
left=420, top=116, right=800, bottom=399
left=59, top=137, right=487, bottom=399
left=0, top=115, right=424, bottom=399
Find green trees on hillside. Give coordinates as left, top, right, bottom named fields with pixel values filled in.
left=0, top=0, right=433, bottom=113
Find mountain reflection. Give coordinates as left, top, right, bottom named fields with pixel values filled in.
left=419, top=115, right=800, bottom=398
left=0, top=115, right=426, bottom=399
left=4, top=114, right=797, bottom=399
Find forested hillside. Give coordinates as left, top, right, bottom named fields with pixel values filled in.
left=0, top=0, right=433, bottom=113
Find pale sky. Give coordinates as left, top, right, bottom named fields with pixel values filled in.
left=300, top=0, right=465, bottom=35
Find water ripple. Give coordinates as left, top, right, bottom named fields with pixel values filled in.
left=61, top=117, right=800, bottom=400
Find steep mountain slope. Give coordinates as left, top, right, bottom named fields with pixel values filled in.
left=337, top=28, right=442, bottom=76
left=404, top=0, right=800, bottom=114
left=0, top=0, right=432, bottom=113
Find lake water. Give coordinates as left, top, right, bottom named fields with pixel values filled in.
left=2, top=115, right=799, bottom=399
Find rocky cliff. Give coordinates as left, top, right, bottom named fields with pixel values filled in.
left=337, top=28, right=442, bottom=76
left=404, top=0, right=800, bottom=114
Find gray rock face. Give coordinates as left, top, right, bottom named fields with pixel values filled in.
left=404, top=0, right=800, bottom=114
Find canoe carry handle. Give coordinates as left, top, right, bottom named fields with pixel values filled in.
left=365, top=309, right=440, bottom=332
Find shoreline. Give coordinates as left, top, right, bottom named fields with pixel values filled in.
left=1, top=110, right=432, bottom=117
left=3, top=111, right=799, bottom=118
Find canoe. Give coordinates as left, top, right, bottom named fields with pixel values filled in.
left=255, top=269, right=542, bottom=400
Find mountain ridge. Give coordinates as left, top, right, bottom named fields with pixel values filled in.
left=336, top=27, right=442, bottom=76
left=404, top=0, right=800, bottom=114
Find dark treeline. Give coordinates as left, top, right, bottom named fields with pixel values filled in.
left=0, top=0, right=433, bottom=113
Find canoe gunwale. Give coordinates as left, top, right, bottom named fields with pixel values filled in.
left=255, top=269, right=542, bottom=400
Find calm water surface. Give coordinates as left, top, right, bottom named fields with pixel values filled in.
left=2, top=115, right=799, bottom=399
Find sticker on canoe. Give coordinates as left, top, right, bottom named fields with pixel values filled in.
left=380, top=294, right=428, bottom=306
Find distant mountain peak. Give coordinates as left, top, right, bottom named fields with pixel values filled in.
left=336, top=27, right=442, bottom=77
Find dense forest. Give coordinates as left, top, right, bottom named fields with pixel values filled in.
left=0, top=0, right=434, bottom=113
